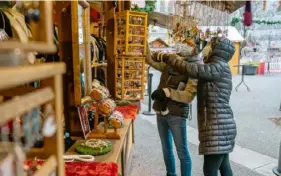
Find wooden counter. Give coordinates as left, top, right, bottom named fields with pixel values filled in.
left=66, top=119, right=134, bottom=176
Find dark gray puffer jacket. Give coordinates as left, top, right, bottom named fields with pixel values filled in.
left=165, top=38, right=237, bottom=155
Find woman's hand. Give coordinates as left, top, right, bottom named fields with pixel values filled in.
left=151, top=52, right=170, bottom=63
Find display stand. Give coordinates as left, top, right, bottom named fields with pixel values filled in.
left=115, top=10, right=147, bottom=56
left=114, top=10, right=148, bottom=100
left=0, top=63, right=66, bottom=176
left=87, top=110, right=121, bottom=139
left=66, top=119, right=134, bottom=176
left=115, top=55, right=145, bottom=100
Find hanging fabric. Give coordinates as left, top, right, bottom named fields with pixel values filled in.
left=243, top=1, right=252, bottom=26
left=3, top=7, right=32, bottom=42
left=263, top=0, right=267, bottom=10
left=0, top=10, right=11, bottom=40
left=90, top=36, right=99, bottom=63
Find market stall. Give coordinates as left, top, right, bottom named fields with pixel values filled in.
left=0, top=1, right=140, bottom=176
left=0, top=0, right=247, bottom=175
left=0, top=1, right=65, bottom=175
left=53, top=1, right=139, bottom=175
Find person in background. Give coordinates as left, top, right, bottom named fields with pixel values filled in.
left=146, top=41, right=198, bottom=176
left=151, top=37, right=237, bottom=176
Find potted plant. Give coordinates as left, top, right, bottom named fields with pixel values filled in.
left=244, top=61, right=259, bottom=75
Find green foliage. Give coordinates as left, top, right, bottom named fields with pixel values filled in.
left=244, top=61, right=260, bottom=67
left=231, top=17, right=281, bottom=26
left=131, top=0, right=156, bottom=13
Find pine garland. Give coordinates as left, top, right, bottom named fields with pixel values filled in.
left=131, top=0, right=156, bottom=13
left=231, top=17, right=281, bottom=26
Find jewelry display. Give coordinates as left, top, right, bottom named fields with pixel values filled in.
left=75, top=139, right=113, bottom=156
left=115, top=10, right=147, bottom=56
left=115, top=56, right=145, bottom=100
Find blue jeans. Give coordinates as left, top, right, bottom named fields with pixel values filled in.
left=157, top=114, right=192, bottom=176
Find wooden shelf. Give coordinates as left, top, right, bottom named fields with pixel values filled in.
left=0, top=87, right=54, bottom=126
left=125, top=79, right=141, bottom=82
left=129, top=34, right=145, bottom=37
left=129, top=24, right=145, bottom=27
left=128, top=44, right=144, bottom=47
left=0, top=63, right=65, bottom=91
left=0, top=41, right=57, bottom=53
left=91, top=62, right=108, bottom=68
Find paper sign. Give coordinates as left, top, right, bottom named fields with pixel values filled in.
left=77, top=106, right=91, bottom=139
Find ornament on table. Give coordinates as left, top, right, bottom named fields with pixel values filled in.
left=75, top=139, right=113, bottom=156
left=108, top=110, right=124, bottom=128
left=98, top=98, right=116, bottom=116
left=90, top=86, right=109, bottom=101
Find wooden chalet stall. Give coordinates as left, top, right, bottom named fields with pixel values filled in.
left=53, top=1, right=138, bottom=176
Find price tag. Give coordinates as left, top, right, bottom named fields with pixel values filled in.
left=78, top=106, right=91, bottom=139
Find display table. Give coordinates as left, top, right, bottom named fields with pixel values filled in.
left=233, top=65, right=250, bottom=92
left=66, top=119, right=134, bottom=176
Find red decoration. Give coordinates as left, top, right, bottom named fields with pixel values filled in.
left=24, top=160, right=118, bottom=176
left=65, top=162, right=118, bottom=176
left=89, top=103, right=139, bottom=120
left=90, top=7, right=100, bottom=22
left=115, top=104, right=139, bottom=120
left=244, top=1, right=252, bottom=26
left=243, top=11, right=252, bottom=26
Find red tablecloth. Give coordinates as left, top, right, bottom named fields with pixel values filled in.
left=24, top=160, right=118, bottom=176
left=115, top=104, right=139, bottom=120
left=89, top=102, right=139, bottom=120
left=65, top=162, right=118, bottom=176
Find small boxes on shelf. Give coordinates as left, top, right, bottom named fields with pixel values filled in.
left=115, top=55, right=145, bottom=100
left=115, top=10, right=147, bottom=56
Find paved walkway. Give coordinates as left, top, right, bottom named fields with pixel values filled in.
left=133, top=69, right=281, bottom=176
left=131, top=112, right=264, bottom=176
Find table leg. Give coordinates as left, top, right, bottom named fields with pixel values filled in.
left=235, top=66, right=250, bottom=92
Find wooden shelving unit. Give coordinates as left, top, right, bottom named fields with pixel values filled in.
left=115, top=55, right=145, bottom=100
left=114, top=10, right=147, bottom=100
left=115, top=10, right=147, bottom=56
left=0, top=63, right=66, bottom=176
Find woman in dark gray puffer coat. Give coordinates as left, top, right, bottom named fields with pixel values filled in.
left=152, top=37, right=237, bottom=176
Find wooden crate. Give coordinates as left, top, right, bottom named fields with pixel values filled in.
left=115, top=55, right=145, bottom=100
left=115, top=10, right=148, bottom=56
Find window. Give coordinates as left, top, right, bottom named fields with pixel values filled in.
left=168, top=0, right=174, bottom=14
left=159, top=1, right=166, bottom=13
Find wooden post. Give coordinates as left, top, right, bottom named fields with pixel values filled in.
left=105, top=1, right=116, bottom=97
left=84, top=6, right=92, bottom=96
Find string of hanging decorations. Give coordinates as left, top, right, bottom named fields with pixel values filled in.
left=131, top=0, right=156, bottom=13
left=169, top=0, right=232, bottom=44
left=231, top=17, right=281, bottom=26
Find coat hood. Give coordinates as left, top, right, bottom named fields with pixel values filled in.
left=210, top=38, right=235, bottom=63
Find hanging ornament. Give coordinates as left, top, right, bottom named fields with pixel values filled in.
left=263, top=0, right=267, bottom=10
left=277, top=1, right=281, bottom=11
left=243, top=1, right=252, bottom=26
left=42, top=104, right=57, bottom=137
